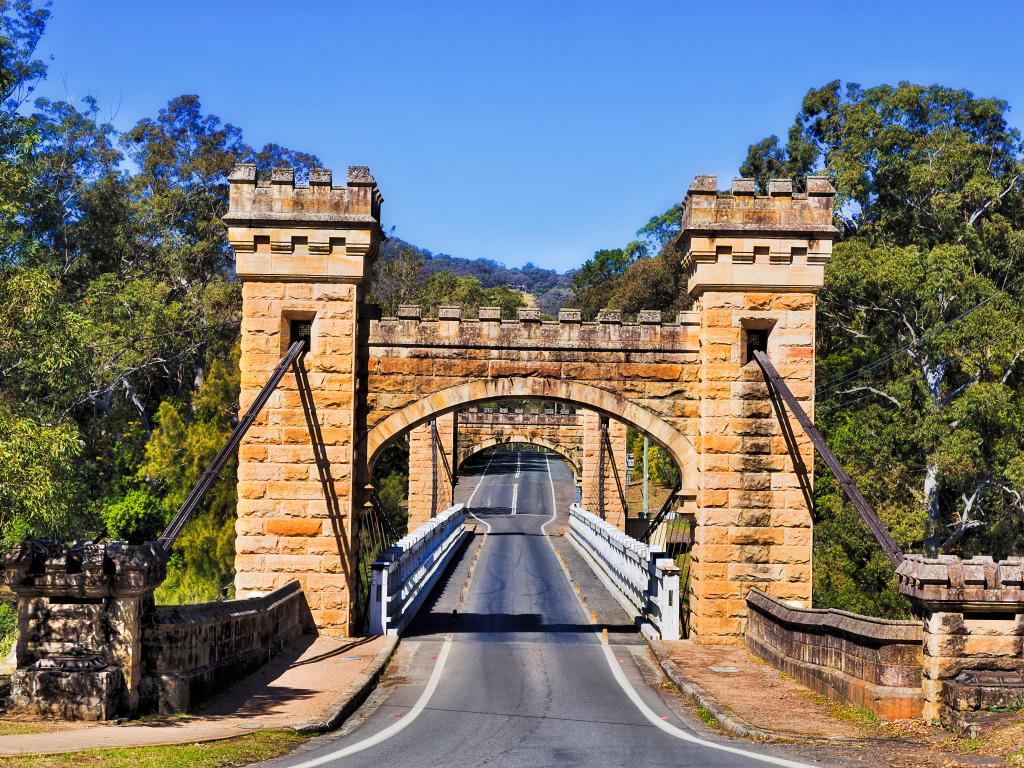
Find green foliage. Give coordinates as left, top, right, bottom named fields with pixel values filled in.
left=102, top=487, right=167, bottom=544
left=0, top=600, right=16, bottom=658
left=0, top=400, right=83, bottom=545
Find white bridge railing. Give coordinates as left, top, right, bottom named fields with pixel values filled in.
left=568, top=504, right=681, bottom=640
left=369, top=504, right=468, bottom=636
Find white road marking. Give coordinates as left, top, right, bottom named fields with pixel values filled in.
left=515, top=453, right=520, bottom=478
left=511, top=483, right=518, bottom=515
left=540, top=456, right=815, bottom=768
left=285, top=637, right=454, bottom=768
left=465, top=453, right=493, bottom=534
left=540, top=452, right=560, bottom=535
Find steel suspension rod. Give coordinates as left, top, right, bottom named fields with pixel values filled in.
left=158, top=340, right=306, bottom=549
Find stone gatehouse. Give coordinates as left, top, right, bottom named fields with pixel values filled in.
left=227, top=166, right=834, bottom=642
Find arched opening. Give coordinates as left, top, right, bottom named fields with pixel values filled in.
left=364, top=377, right=698, bottom=490
left=357, top=383, right=697, bottom=634
left=457, top=435, right=582, bottom=475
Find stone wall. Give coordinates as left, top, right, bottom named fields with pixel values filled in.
left=898, top=555, right=1024, bottom=728
left=580, top=412, right=628, bottom=529
left=455, top=409, right=584, bottom=472
left=746, top=589, right=923, bottom=720
left=1, top=540, right=167, bottom=720
left=142, top=580, right=313, bottom=713
left=406, top=413, right=455, bottom=530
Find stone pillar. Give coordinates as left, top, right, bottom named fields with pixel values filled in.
left=898, top=555, right=1024, bottom=729
left=0, top=541, right=167, bottom=720
left=406, top=412, right=456, bottom=529
left=683, top=176, right=835, bottom=642
left=226, top=164, right=384, bottom=635
left=581, top=411, right=628, bottom=530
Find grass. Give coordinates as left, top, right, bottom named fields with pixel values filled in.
left=0, top=721, right=51, bottom=737
left=796, top=689, right=880, bottom=728
left=3, top=729, right=307, bottom=768
left=695, top=706, right=719, bottom=728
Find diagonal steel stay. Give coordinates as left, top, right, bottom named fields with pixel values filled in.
left=158, top=340, right=306, bottom=550
left=431, top=419, right=455, bottom=512
left=639, top=479, right=682, bottom=544
left=602, top=420, right=630, bottom=516
left=753, top=349, right=904, bottom=567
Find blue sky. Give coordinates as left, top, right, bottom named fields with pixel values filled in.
left=35, top=1, right=1024, bottom=273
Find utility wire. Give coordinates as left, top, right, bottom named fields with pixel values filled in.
left=816, top=273, right=1024, bottom=397
left=818, top=324, right=1024, bottom=415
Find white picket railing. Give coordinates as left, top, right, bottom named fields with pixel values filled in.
left=568, top=504, right=681, bottom=640
left=369, top=504, right=467, bottom=636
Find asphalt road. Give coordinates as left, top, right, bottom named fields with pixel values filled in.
left=266, top=450, right=827, bottom=768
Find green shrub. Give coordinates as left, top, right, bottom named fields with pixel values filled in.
left=102, top=488, right=168, bottom=544
left=0, top=602, right=16, bottom=657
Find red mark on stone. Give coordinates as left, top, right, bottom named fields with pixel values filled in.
left=661, top=715, right=670, bottom=720
left=617, top=658, right=625, bottom=663
left=432, top=655, right=438, bottom=660
left=394, top=713, right=406, bottom=717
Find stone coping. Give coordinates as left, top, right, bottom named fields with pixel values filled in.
left=0, top=540, right=168, bottom=598
left=746, top=588, right=921, bottom=643
left=896, top=554, right=1024, bottom=605
left=151, top=580, right=305, bottom=627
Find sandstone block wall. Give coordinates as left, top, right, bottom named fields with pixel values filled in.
left=406, top=412, right=455, bottom=530
left=227, top=164, right=384, bottom=637
left=142, top=580, right=313, bottom=713
left=235, top=280, right=360, bottom=634
left=746, top=588, right=923, bottom=720
left=455, top=409, right=584, bottom=472
left=580, top=411, right=628, bottom=529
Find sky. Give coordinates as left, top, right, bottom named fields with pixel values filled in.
left=34, top=0, right=1024, bottom=273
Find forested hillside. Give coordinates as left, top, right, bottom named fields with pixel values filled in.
left=376, top=237, right=572, bottom=316
left=3, top=1, right=1023, bottom=621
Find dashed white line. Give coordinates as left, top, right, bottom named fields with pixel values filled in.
left=511, top=483, right=518, bottom=515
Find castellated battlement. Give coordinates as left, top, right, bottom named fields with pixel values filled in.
left=365, top=306, right=702, bottom=352
left=225, top=164, right=384, bottom=282
left=677, top=175, right=837, bottom=298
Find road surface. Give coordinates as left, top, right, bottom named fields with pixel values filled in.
left=266, top=450, right=827, bottom=768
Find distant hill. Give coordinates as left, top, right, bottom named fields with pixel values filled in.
left=381, top=237, right=573, bottom=316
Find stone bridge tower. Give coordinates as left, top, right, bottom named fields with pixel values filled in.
left=226, top=166, right=834, bottom=641
left=225, top=165, right=383, bottom=634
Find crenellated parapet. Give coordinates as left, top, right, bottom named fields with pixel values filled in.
left=678, top=175, right=836, bottom=297
left=897, top=554, right=1024, bottom=606
left=367, top=306, right=700, bottom=352
left=225, top=164, right=384, bottom=283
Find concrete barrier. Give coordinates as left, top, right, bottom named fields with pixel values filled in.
left=567, top=504, right=681, bottom=640
left=369, top=504, right=468, bottom=636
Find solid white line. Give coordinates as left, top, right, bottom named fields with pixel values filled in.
left=539, top=455, right=814, bottom=768
left=286, top=638, right=454, bottom=768
left=465, top=453, right=493, bottom=533
left=511, top=483, right=518, bottom=515
left=540, top=453, right=559, bottom=535
left=597, top=642, right=813, bottom=768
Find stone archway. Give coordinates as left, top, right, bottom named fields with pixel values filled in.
left=364, top=376, right=698, bottom=490
left=457, top=436, right=581, bottom=474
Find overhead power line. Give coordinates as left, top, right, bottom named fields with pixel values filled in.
left=816, top=272, right=1024, bottom=398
